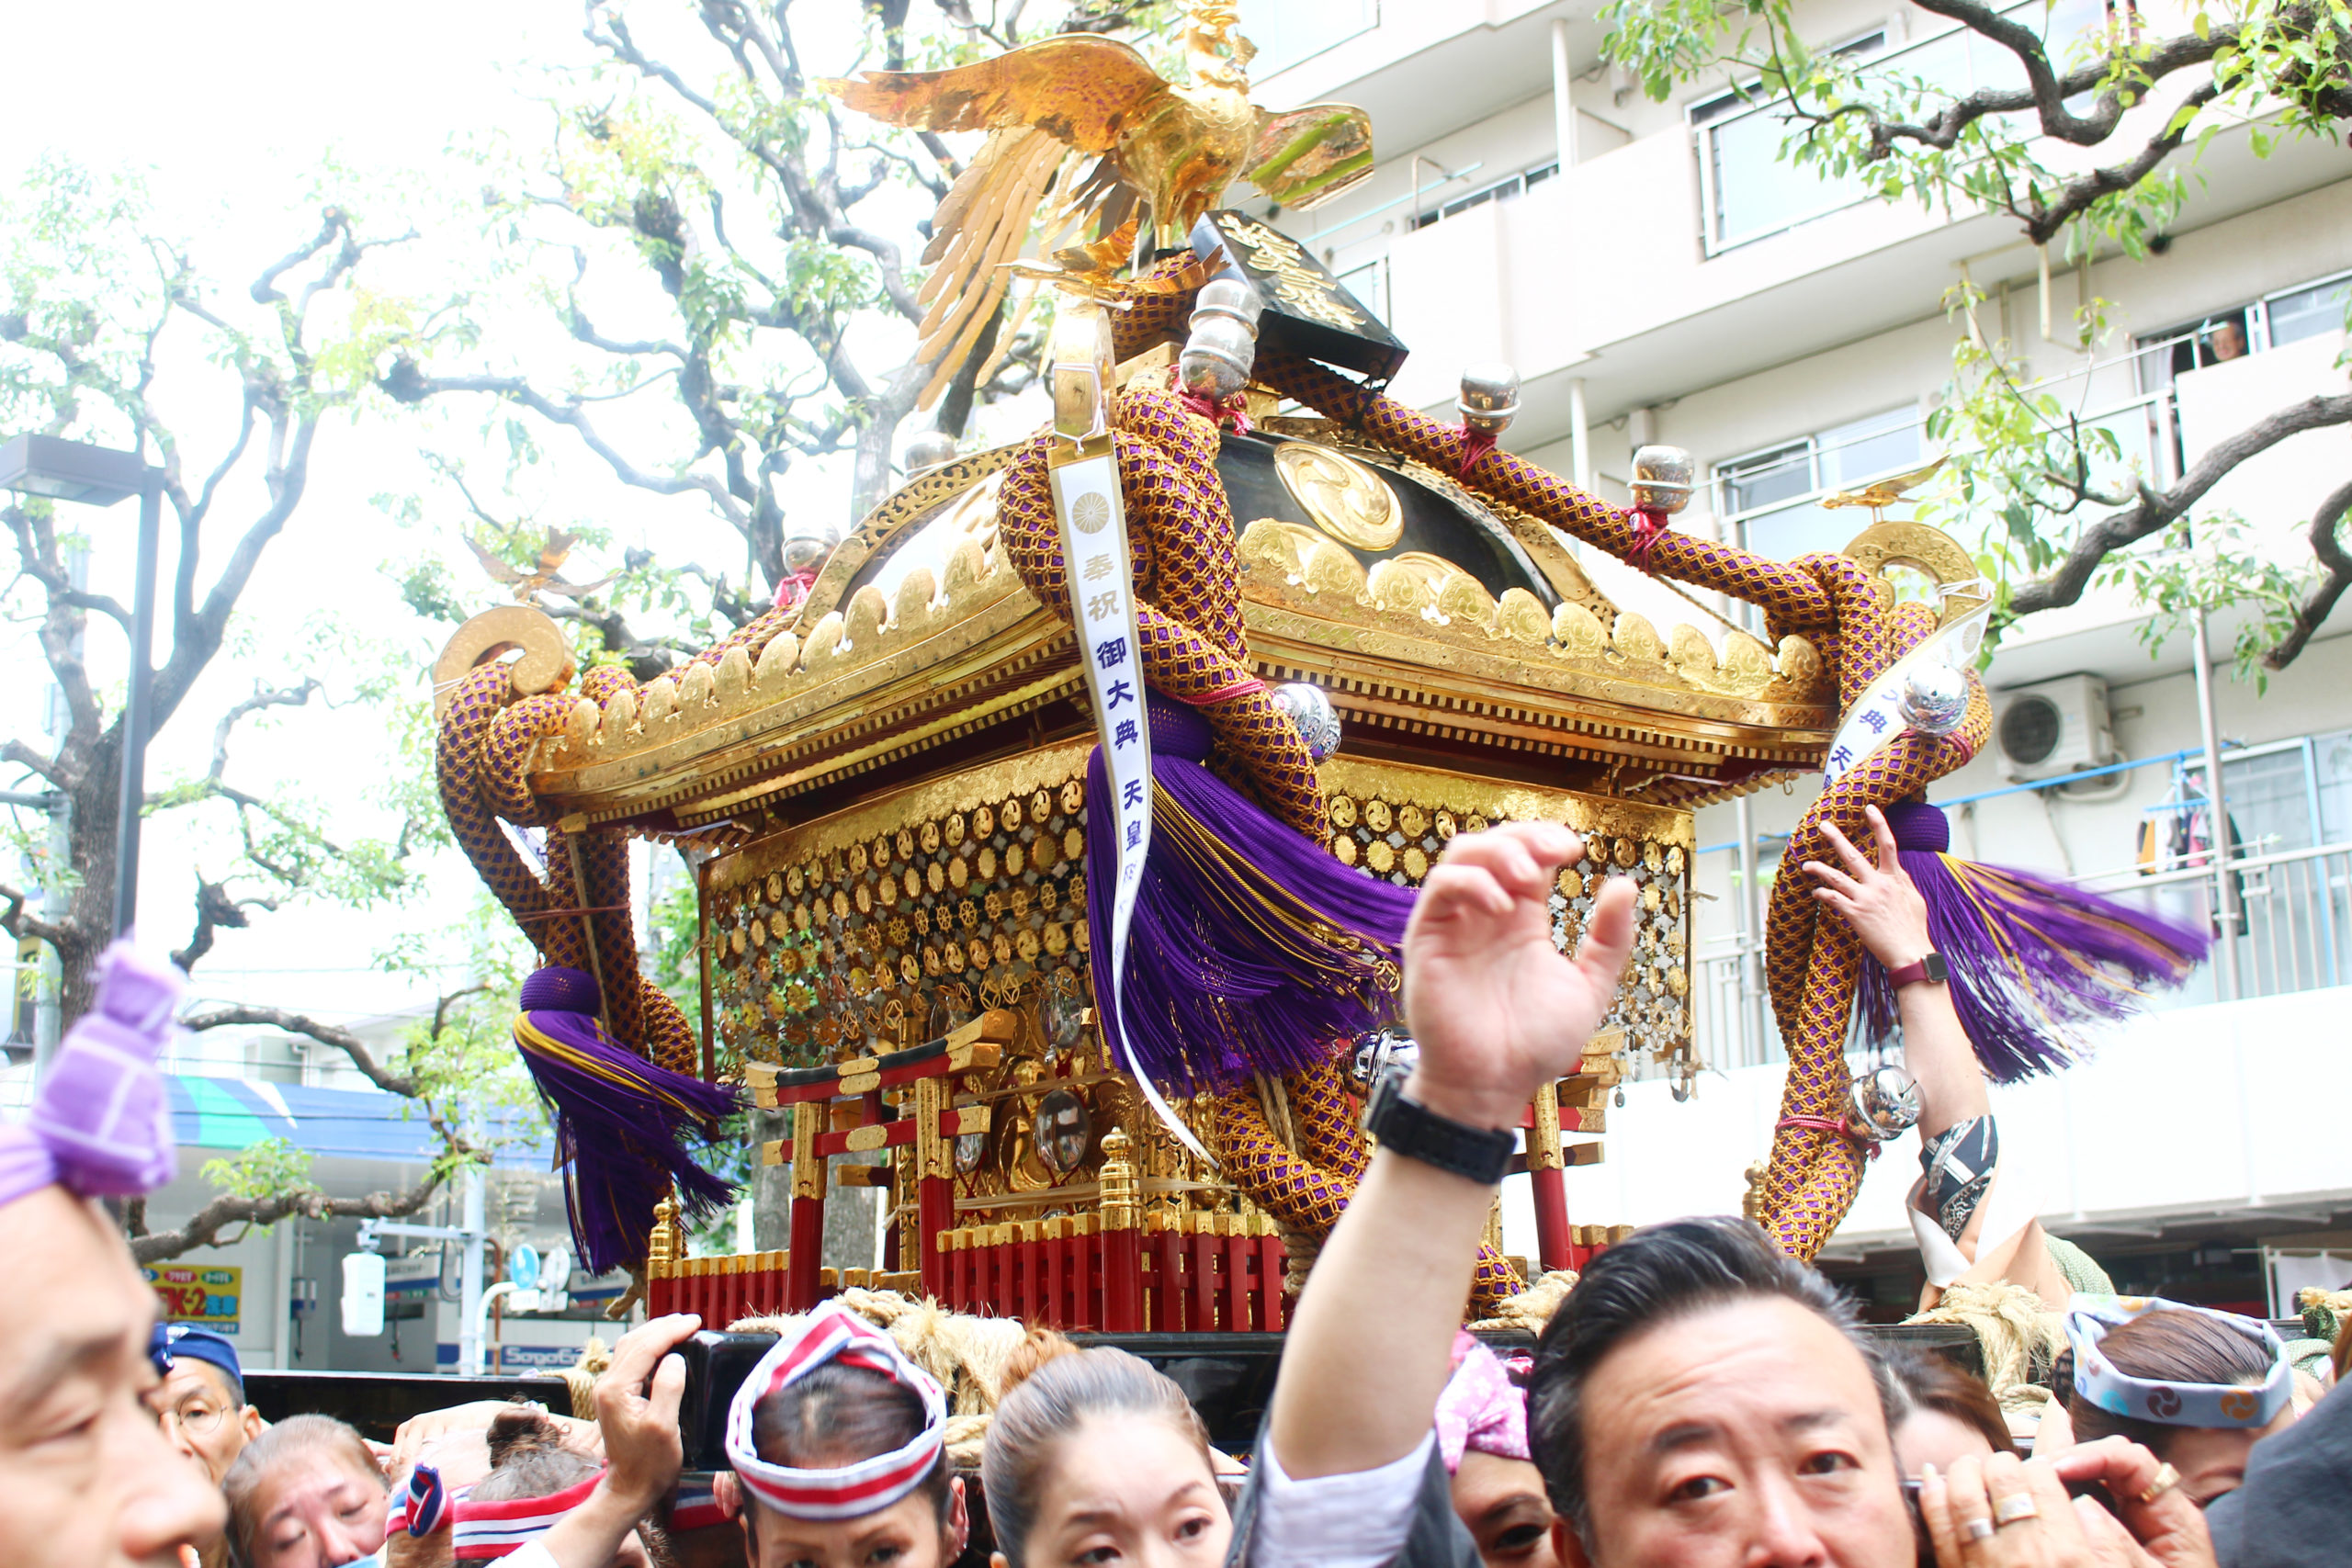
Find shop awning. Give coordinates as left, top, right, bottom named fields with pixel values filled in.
left=167, top=1076, right=551, bottom=1168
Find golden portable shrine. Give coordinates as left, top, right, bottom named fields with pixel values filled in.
left=432, top=5, right=2054, bottom=1337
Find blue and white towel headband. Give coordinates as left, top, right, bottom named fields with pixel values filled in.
left=2064, top=1296, right=2290, bottom=1429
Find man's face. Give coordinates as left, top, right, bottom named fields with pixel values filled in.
left=150, top=1358, right=264, bottom=1486
left=241, top=1449, right=390, bottom=1568
left=1561, top=1298, right=1913, bottom=1568
left=0, top=1187, right=227, bottom=1568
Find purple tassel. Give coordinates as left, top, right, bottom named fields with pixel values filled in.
left=1086, top=697, right=1416, bottom=1094
left=1856, top=802, right=2209, bottom=1083
left=513, top=967, right=740, bottom=1276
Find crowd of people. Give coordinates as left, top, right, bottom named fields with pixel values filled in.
left=4, top=823, right=2346, bottom=1568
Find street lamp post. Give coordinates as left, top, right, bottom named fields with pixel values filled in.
left=0, top=434, right=164, bottom=937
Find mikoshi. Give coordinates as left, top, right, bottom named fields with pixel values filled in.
left=429, top=3, right=2194, bottom=1334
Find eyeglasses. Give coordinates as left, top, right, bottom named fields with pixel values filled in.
left=156, top=1398, right=230, bottom=1439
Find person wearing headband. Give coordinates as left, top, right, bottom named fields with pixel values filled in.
left=1433, top=1335, right=1557, bottom=1568
left=2055, top=1299, right=2299, bottom=1507
left=712, top=1304, right=969, bottom=1568
left=0, top=942, right=229, bottom=1568
left=381, top=1408, right=673, bottom=1568
left=981, top=1337, right=1231, bottom=1568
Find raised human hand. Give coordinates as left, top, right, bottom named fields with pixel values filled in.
left=592, top=1313, right=698, bottom=1513
left=1402, top=822, right=1637, bottom=1132
left=1805, top=805, right=1933, bottom=971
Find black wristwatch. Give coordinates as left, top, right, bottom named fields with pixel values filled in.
left=1363, top=1066, right=1517, bottom=1187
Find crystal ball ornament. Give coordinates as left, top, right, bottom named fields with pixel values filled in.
left=1898, top=663, right=1971, bottom=737
left=903, top=430, right=958, bottom=472
left=1180, top=277, right=1263, bottom=400
left=1848, top=1062, right=1923, bottom=1142
left=1270, top=681, right=1342, bottom=761
left=1457, top=363, right=1521, bottom=436
left=1629, top=445, right=1697, bottom=514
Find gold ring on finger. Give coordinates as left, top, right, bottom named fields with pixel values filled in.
left=2136, top=1462, right=2181, bottom=1504
left=1992, top=1493, right=2040, bottom=1527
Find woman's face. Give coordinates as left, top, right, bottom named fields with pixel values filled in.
left=1448, top=1450, right=1558, bottom=1568
left=242, top=1450, right=390, bottom=1568
left=1892, top=1409, right=1996, bottom=1479
left=747, top=1478, right=967, bottom=1568
left=1001, top=1412, right=1231, bottom=1568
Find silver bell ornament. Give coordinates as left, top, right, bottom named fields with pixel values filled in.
left=1898, top=663, right=1971, bottom=737
left=1629, top=445, right=1697, bottom=514
left=1179, top=277, right=1263, bottom=400
left=1269, top=681, right=1342, bottom=761
left=1848, top=1062, right=1923, bottom=1142
left=1349, top=1027, right=1419, bottom=1092
left=903, top=430, right=959, bottom=472
left=1457, top=363, right=1521, bottom=437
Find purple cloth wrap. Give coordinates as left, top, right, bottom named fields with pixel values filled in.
left=0, top=941, right=182, bottom=1209
left=1085, top=697, right=1415, bottom=1093
left=1436, top=1331, right=1532, bottom=1472
left=1855, top=800, right=2209, bottom=1082
left=514, top=967, right=740, bottom=1275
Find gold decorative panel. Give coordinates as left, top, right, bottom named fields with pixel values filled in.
left=1317, top=757, right=1695, bottom=1064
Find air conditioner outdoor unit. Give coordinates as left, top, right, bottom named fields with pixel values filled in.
left=1993, top=674, right=2114, bottom=782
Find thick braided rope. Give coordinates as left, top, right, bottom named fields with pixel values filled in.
left=1251, top=345, right=1837, bottom=636
left=437, top=659, right=697, bottom=1074
left=1212, top=1064, right=1524, bottom=1310
left=995, top=386, right=1326, bottom=838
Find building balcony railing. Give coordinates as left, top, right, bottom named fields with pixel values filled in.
left=1688, top=730, right=2352, bottom=1073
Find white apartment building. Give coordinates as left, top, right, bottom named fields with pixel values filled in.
left=1243, top=0, right=2352, bottom=1315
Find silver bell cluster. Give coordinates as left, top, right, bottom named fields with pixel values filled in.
left=1350, top=1027, right=1419, bottom=1093
left=1629, top=445, right=1697, bottom=514
left=1270, top=681, right=1342, bottom=761
left=1180, top=278, right=1264, bottom=401
left=1898, top=663, right=1971, bottom=737
left=1848, top=1062, right=1923, bottom=1142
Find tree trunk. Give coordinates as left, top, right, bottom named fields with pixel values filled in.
left=55, top=719, right=125, bottom=1030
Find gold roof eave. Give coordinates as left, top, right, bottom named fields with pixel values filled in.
left=526, top=577, right=1830, bottom=833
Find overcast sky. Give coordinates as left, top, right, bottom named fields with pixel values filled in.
left=0, top=3, right=1015, bottom=1030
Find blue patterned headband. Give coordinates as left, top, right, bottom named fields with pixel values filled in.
left=2064, top=1297, right=2290, bottom=1429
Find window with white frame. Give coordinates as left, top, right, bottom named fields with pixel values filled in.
left=1238, top=0, right=1379, bottom=79
left=1718, top=406, right=1924, bottom=561
left=1690, top=0, right=2104, bottom=254
left=2133, top=269, right=2352, bottom=394
left=1413, top=160, right=1561, bottom=230
left=1334, top=256, right=1390, bottom=326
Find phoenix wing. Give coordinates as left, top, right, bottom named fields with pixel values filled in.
left=824, top=37, right=1176, bottom=408
left=821, top=35, right=1171, bottom=149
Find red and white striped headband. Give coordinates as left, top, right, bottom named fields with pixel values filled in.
left=386, top=1468, right=605, bottom=1560
left=724, top=1306, right=946, bottom=1521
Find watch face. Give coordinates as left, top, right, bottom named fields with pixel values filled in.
left=1924, top=952, right=1950, bottom=983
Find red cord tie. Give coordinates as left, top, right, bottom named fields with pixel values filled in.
left=1171, top=368, right=1253, bottom=434
left=1776, top=1114, right=1879, bottom=1159
left=1624, top=507, right=1675, bottom=574
left=1457, top=426, right=1498, bottom=477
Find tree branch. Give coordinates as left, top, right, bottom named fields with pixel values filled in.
left=2266, top=476, right=2352, bottom=671
left=171, top=878, right=280, bottom=973
left=209, top=679, right=322, bottom=782
left=2008, top=392, right=2352, bottom=618
left=0, top=881, right=74, bottom=952
left=179, top=1003, right=419, bottom=1096
left=130, top=1170, right=444, bottom=1265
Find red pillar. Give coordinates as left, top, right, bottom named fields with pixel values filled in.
left=1102, top=1228, right=1141, bottom=1331
left=1531, top=1166, right=1572, bottom=1275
